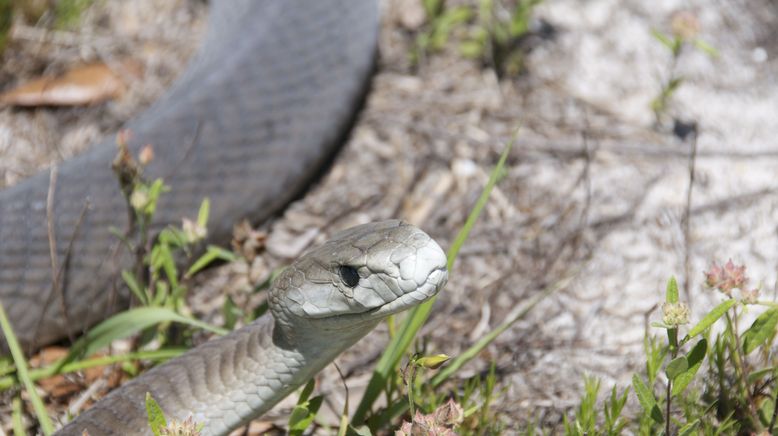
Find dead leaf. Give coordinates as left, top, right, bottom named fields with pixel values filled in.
left=0, top=59, right=143, bottom=107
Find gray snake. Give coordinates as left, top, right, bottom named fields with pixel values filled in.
left=0, top=1, right=450, bottom=433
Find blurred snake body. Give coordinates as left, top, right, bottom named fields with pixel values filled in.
left=0, top=1, right=450, bottom=434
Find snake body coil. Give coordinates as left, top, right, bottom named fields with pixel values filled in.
left=0, top=0, right=379, bottom=351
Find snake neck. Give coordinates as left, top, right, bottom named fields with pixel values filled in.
left=56, top=315, right=376, bottom=436
left=191, top=315, right=377, bottom=435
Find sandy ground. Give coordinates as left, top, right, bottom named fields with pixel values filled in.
left=1, top=0, right=777, bottom=433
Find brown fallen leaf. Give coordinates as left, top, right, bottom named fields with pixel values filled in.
left=0, top=59, right=143, bottom=107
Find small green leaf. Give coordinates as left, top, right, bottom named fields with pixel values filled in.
left=687, top=299, right=736, bottom=339
left=666, top=276, right=679, bottom=303
left=288, top=395, right=324, bottom=434
left=152, top=281, right=169, bottom=307
left=186, top=245, right=238, bottom=278
left=297, top=379, right=315, bottom=405
left=460, top=40, right=484, bottom=58
left=665, top=356, right=688, bottom=380
left=197, top=198, right=210, bottom=228
left=347, top=425, right=372, bottom=436
left=158, top=228, right=187, bottom=249
left=144, top=179, right=168, bottom=215
left=747, top=366, right=775, bottom=384
left=672, top=338, right=707, bottom=396
left=743, top=308, right=778, bottom=354
left=145, top=392, right=167, bottom=436
left=222, top=296, right=240, bottom=330
left=159, top=244, right=179, bottom=289
left=65, top=307, right=227, bottom=361
left=632, top=374, right=663, bottom=424
left=422, top=0, right=442, bottom=17
left=122, top=270, right=147, bottom=305
left=666, top=77, right=684, bottom=93
left=678, top=419, right=700, bottom=436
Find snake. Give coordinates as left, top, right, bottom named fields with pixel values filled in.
left=0, top=0, right=379, bottom=352
left=0, top=1, right=449, bottom=434
left=55, top=220, right=448, bottom=435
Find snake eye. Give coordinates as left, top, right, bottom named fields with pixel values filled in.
left=338, top=265, right=360, bottom=288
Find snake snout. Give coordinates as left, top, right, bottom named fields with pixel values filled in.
left=398, top=236, right=448, bottom=298
left=364, top=228, right=448, bottom=317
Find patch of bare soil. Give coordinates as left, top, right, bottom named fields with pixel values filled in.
left=2, top=0, right=778, bottom=433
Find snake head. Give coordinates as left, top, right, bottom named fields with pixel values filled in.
left=269, top=220, right=448, bottom=338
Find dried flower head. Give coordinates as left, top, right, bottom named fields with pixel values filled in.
left=433, top=399, right=464, bottom=427
left=159, top=416, right=203, bottom=436
left=704, top=259, right=748, bottom=297
left=395, top=400, right=464, bottom=436
left=231, top=220, right=267, bottom=261
left=741, top=287, right=760, bottom=305
left=662, top=301, right=690, bottom=326
left=182, top=218, right=207, bottom=243
left=395, top=410, right=457, bottom=436
left=112, top=129, right=139, bottom=187
left=139, top=144, right=155, bottom=165
left=671, top=10, right=700, bottom=40
left=129, top=189, right=149, bottom=212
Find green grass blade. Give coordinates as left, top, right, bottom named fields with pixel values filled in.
left=351, top=136, right=516, bottom=424
left=186, top=245, right=238, bottom=278
left=65, top=307, right=227, bottom=362
left=0, top=302, right=55, bottom=434
left=122, top=269, right=148, bottom=305
left=0, top=348, right=185, bottom=390
left=432, top=274, right=571, bottom=386
left=12, top=395, right=26, bottom=436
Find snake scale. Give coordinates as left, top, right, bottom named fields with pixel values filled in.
left=0, top=1, right=450, bottom=434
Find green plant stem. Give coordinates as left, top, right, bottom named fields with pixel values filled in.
left=407, top=364, right=417, bottom=417
left=0, top=302, right=55, bottom=434
left=666, top=329, right=678, bottom=436
left=769, top=369, right=778, bottom=433
left=724, top=311, right=760, bottom=430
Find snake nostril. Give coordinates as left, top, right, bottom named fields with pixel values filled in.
left=338, top=265, right=360, bottom=288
